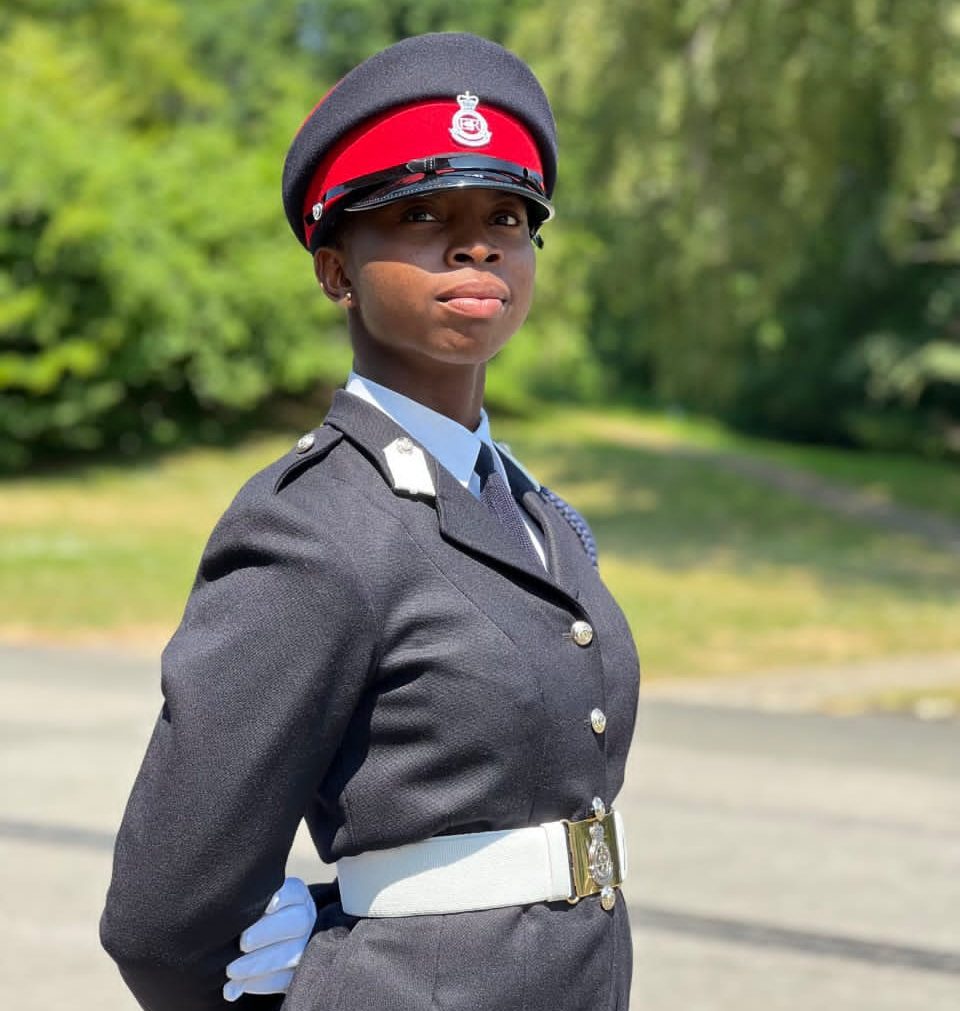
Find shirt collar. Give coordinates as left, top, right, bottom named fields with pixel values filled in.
left=344, top=371, right=504, bottom=489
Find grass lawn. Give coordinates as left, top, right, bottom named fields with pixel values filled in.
left=571, top=406, right=960, bottom=521
left=1, top=405, right=958, bottom=679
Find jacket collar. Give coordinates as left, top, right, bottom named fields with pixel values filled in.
left=345, top=371, right=499, bottom=491
left=323, top=390, right=581, bottom=600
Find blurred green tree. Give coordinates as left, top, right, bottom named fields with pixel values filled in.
left=0, top=1, right=349, bottom=468
left=513, top=0, right=960, bottom=452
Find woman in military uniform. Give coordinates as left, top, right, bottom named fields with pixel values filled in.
left=101, top=32, right=640, bottom=1011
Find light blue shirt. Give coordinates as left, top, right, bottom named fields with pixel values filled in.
left=344, top=371, right=546, bottom=566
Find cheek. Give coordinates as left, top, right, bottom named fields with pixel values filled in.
left=354, top=263, right=424, bottom=327
left=510, top=250, right=537, bottom=319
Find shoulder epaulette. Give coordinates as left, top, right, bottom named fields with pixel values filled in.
left=273, top=426, right=344, bottom=493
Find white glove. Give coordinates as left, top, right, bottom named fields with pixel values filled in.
left=223, top=876, right=317, bottom=1002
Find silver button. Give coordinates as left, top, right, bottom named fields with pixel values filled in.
left=571, top=620, right=594, bottom=647
left=590, top=708, right=607, bottom=734
left=592, top=796, right=606, bottom=819
left=600, top=886, right=616, bottom=911
left=295, top=433, right=315, bottom=454
left=396, top=436, right=414, bottom=454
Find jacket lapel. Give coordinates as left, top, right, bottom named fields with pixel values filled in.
left=518, top=489, right=583, bottom=599
left=497, top=450, right=584, bottom=600
left=432, top=465, right=555, bottom=588
left=323, top=391, right=580, bottom=602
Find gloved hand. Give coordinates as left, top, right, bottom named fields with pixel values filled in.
left=223, top=876, right=317, bottom=1002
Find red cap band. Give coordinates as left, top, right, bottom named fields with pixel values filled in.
left=302, top=99, right=543, bottom=246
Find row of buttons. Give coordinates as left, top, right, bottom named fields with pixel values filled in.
left=567, top=620, right=606, bottom=737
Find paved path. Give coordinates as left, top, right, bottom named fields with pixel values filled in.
left=641, top=652, right=960, bottom=717
left=1, top=644, right=958, bottom=1010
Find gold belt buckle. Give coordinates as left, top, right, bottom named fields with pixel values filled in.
left=563, top=800, right=623, bottom=910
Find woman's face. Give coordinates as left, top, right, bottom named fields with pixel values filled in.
left=318, top=187, right=537, bottom=371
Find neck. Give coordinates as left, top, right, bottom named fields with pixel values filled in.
left=350, top=357, right=486, bottom=430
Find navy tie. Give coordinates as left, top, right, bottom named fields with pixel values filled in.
left=474, top=444, right=539, bottom=564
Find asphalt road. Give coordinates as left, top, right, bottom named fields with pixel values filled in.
left=1, top=644, right=957, bottom=1010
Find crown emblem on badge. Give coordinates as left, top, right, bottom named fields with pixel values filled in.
left=449, top=91, right=492, bottom=147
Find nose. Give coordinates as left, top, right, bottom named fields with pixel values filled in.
left=446, top=229, right=502, bottom=267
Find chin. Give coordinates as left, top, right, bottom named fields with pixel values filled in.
left=432, top=329, right=513, bottom=365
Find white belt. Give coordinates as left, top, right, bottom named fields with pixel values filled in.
left=337, top=808, right=627, bottom=917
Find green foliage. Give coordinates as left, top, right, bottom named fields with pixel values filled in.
left=0, top=2, right=348, bottom=469
left=511, top=0, right=960, bottom=454
left=2, top=0, right=958, bottom=469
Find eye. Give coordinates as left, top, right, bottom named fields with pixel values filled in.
left=402, top=206, right=439, bottom=223
left=491, top=201, right=528, bottom=227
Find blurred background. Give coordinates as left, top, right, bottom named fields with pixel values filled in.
left=1, top=2, right=958, bottom=1009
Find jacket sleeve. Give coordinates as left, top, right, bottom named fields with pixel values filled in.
left=100, top=481, right=378, bottom=1011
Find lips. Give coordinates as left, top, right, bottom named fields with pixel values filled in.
left=436, top=279, right=510, bottom=319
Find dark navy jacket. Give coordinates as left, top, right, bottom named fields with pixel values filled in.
left=101, top=390, right=641, bottom=1011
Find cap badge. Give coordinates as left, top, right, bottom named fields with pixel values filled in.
left=449, top=92, right=492, bottom=148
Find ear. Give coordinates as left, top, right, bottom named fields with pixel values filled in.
left=313, top=248, right=354, bottom=307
